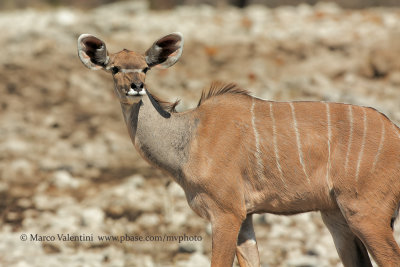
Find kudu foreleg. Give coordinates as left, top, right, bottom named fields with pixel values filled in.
left=210, top=212, right=243, bottom=267
left=236, top=215, right=260, bottom=267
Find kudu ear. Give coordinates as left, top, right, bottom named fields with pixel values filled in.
left=145, top=32, right=184, bottom=69
left=77, top=34, right=109, bottom=70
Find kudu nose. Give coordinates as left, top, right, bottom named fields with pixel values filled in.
left=131, top=82, right=144, bottom=91
left=127, top=81, right=146, bottom=96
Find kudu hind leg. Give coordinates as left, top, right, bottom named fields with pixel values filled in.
left=345, top=213, right=400, bottom=266
left=321, top=211, right=372, bottom=267
left=236, top=215, right=260, bottom=267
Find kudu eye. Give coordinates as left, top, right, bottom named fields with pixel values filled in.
left=143, top=67, right=150, bottom=74
left=111, top=66, right=120, bottom=74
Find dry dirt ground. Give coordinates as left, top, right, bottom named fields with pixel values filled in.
left=0, top=1, right=400, bottom=266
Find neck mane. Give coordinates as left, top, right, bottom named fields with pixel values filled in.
left=141, top=81, right=250, bottom=116
left=197, top=81, right=251, bottom=107
left=145, top=89, right=180, bottom=114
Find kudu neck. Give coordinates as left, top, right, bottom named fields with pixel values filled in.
left=120, top=93, right=195, bottom=182
left=119, top=92, right=170, bottom=130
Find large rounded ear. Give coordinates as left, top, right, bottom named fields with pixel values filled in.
left=145, top=32, right=184, bottom=69
left=77, top=34, right=109, bottom=70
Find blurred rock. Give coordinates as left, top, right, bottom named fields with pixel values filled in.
left=81, top=207, right=105, bottom=228
left=177, top=252, right=210, bottom=267
left=2, top=159, right=35, bottom=182
left=136, top=213, right=160, bottom=229
left=286, top=254, right=318, bottom=267
left=178, top=239, right=203, bottom=254
left=389, top=71, right=400, bottom=85
left=51, top=170, right=80, bottom=189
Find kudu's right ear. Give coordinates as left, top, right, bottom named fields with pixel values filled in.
left=77, top=34, right=109, bottom=70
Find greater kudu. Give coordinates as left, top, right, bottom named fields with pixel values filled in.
left=78, top=32, right=400, bottom=267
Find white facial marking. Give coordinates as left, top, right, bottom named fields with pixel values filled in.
left=126, top=88, right=146, bottom=96
left=138, top=88, right=146, bottom=95
left=105, top=66, right=144, bottom=73
left=127, top=88, right=138, bottom=96
left=120, top=68, right=143, bottom=73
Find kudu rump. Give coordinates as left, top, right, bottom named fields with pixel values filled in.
left=77, top=32, right=400, bottom=266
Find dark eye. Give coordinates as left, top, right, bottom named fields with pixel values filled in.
left=143, top=67, right=150, bottom=74
left=111, top=66, right=120, bottom=74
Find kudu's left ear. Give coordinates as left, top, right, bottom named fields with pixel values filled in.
left=145, top=32, right=184, bottom=69
left=77, top=34, right=109, bottom=70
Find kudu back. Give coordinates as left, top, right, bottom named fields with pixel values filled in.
left=78, top=32, right=400, bottom=267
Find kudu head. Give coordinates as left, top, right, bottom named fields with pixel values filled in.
left=77, top=33, right=184, bottom=105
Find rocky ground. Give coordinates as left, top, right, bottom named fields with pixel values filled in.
left=0, top=1, right=400, bottom=266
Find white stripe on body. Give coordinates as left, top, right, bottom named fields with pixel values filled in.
left=325, top=103, right=333, bottom=190
left=371, top=116, right=385, bottom=173
left=355, top=109, right=367, bottom=183
left=269, top=103, right=286, bottom=188
left=289, top=103, right=310, bottom=184
left=251, top=99, right=263, bottom=178
left=345, top=105, right=354, bottom=175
